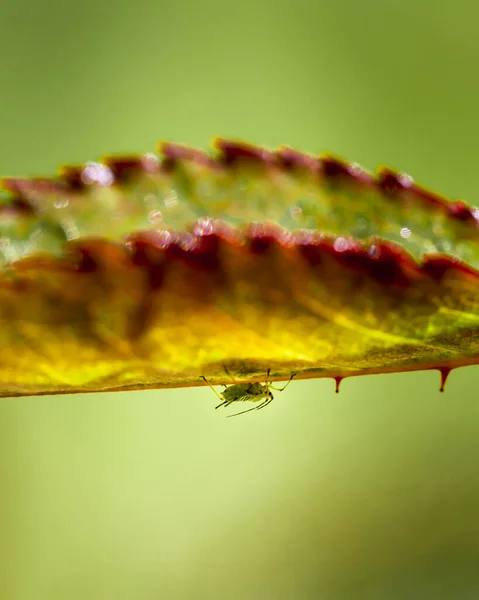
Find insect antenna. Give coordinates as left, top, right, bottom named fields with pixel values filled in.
left=255, top=397, right=274, bottom=411
left=226, top=398, right=271, bottom=418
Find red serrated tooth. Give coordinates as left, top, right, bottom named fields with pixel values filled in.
left=2, top=177, right=65, bottom=199
left=321, top=156, right=351, bottom=178
left=102, top=156, right=143, bottom=183
left=69, top=244, right=99, bottom=274
left=161, top=142, right=215, bottom=170
left=214, top=138, right=277, bottom=167
left=423, top=255, right=479, bottom=282
left=276, top=147, right=321, bottom=174
left=447, top=200, right=475, bottom=222
left=59, top=165, right=86, bottom=191
left=0, top=196, right=35, bottom=216
left=126, top=233, right=166, bottom=291
left=438, top=367, right=452, bottom=392
left=334, top=376, right=343, bottom=394
left=377, top=168, right=408, bottom=195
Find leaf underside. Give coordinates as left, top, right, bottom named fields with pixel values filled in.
left=0, top=138, right=478, bottom=397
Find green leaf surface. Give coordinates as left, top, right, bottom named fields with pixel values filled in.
left=0, top=139, right=478, bottom=397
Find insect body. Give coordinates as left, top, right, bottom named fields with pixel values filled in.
left=201, top=369, right=295, bottom=417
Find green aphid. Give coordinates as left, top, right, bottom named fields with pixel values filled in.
left=202, top=369, right=295, bottom=417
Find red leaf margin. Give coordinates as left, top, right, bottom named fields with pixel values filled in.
left=0, top=138, right=477, bottom=397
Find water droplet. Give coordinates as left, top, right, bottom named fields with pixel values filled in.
left=432, top=222, right=444, bottom=236
left=164, top=189, right=178, bottom=208
left=398, top=173, right=414, bottom=188
left=0, top=237, right=17, bottom=262
left=155, top=230, right=173, bottom=248
left=289, top=205, right=303, bottom=220
left=148, top=209, right=163, bottom=224
left=333, top=237, right=350, bottom=252
left=441, top=240, right=452, bottom=252
left=424, top=241, right=438, bottom=253
left=54, top=198, right=69, bottom=209
left=292, top=229, right=322, bottom=245
left=400, top=227, right=411, bottom=239
left=353, top=216, right=369, bottom=236
left=61, top=218, right=79, bottom=240
left=81, top=162, right=114, bottom=187
left=143, top=193, right=157, bottom=208
left=142, top=153, right=160, bottom=173
left=193, top=217, right=215, bottom=236
left=179, top=233, right=199, bottom=251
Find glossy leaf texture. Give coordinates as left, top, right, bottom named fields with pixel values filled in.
left=0, top=138, right=478, bottom=397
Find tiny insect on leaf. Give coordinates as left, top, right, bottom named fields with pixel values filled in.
left=202, top=370, right=296, bottom=417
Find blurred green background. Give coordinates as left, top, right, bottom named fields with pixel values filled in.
left=1, top=1, right=479, bottom=598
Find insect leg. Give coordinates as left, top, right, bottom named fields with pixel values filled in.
left=224, top=366, right=240, bottom=384
left=201, top=375, right=225, bottom=404
left=217, top=397, right=244, bottom=410
left=269, top=373, right=296, bottom=392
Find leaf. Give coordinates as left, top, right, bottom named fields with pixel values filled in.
left=0, top=138, right=478, bottom=397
